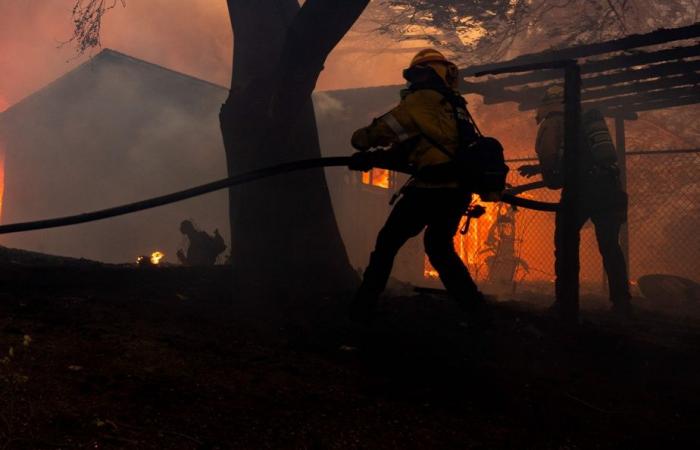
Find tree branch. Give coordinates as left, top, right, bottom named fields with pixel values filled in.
left=64, top=0, right=126, bottom=54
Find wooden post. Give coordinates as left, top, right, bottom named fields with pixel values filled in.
left=614, top=117, right=630, bottom=271
left=558, top=62, right=582, bottom=323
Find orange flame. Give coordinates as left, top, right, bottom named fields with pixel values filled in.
left=136, top=251, right=165, bottom=265
left=150, top=251, right=164, bottom=265
left=424, top=196, right=500, bottom=280
left=361, top=168, right=391, bottom=189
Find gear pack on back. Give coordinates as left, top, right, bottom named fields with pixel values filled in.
left=422, top=90, right=509, bottom=199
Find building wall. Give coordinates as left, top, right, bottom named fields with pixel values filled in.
left=0, top=52, right=230, bottom=265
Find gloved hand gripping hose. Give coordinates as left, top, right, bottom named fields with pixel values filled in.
left=0, top=157, right=557, bottom=235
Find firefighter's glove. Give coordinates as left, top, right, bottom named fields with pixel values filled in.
left=351, top=128, right=372, bottom=151
left=518, top=164, right=541, bottom=178
left=348, top=152, right=375, bottom=172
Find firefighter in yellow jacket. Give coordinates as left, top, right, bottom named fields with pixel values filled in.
left=519, top=86, right=632, bottom=317
left=348, top=49, right=488, bottom=325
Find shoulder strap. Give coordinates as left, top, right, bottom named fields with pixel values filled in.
left=443, top=91, right=483, bottom=138
left=410, top=88, right=480, bottom=161
left=466, top=109, right=483, bottom=138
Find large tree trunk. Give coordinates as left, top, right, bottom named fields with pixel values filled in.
left=221, top=0, right=367, bottom=295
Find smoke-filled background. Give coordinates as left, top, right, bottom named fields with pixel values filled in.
left=0, top=1, right=697, bottom=290
left=0, top=0, right=414, bottom=111
left=4, top=1, right=696, bottom=151
left=0, top=0, right=415, bottom=267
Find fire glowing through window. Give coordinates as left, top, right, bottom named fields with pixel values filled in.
left=361, top=168, right=391, bottom=189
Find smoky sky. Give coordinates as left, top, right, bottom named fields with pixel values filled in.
left=0, top=1, right=411, bottom=112
left=0, top=0, right=231, bottom=108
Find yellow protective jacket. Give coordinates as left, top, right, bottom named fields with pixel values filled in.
left=535, top=107, right=627, bottom=218
left=351, top=88, right=463, bottom=189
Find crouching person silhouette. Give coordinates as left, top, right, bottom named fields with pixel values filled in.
left=177, top=220, right=226, bottom=266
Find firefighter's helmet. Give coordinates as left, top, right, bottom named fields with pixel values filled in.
left=405, top=49, right=459, bottom=88
left=541, top=85, right=564, bottom=105
left=409, top=48, right=450, bottom=68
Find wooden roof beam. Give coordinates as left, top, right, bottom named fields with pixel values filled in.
left=462, top=43, right=700, bottom=90
left=583, top=86, right=698, bottom=110
left=583, top=59, right=700, bottom=89
left=515, top=73, right=699, bottom=110
left=462, top=22, right=700, bottom=76
left=624, top=94, right=700, bottom=112
left=464, top=60, right=700, bottom=106
left=603, top=96, right=699, bottom=115
left=471, top=59, right=700, bottom=108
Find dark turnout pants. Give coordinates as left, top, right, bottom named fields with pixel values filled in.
left=554, top=203, right=631, bottom=308
left=353, top=187, right=482, bottom=318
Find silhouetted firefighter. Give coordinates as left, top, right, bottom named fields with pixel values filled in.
left=176, top=220, right=226, bottom=266
left=519, top=86, right=632, bottom=318
left=348, top=49, right=507, bottom=326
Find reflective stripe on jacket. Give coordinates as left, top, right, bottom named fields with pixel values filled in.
left=351, top=89, right=462, bottom=188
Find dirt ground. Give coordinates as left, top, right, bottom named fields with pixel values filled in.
left=0, top=260, right=699, bottom=449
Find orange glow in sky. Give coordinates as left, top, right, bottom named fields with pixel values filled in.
left=0, top=1, right=407, bottom=110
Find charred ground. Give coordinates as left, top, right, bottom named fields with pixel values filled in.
left=0, top=253, right=699, bottom=449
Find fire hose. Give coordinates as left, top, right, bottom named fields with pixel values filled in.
left=0, top=157, right=557, bottom=235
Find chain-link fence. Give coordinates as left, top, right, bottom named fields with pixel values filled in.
left=626, top=151, right=700, bottom=284
left=464, top=150, right=700, bottom=296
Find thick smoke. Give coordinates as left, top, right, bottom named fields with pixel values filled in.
left=0, top=1, right=408, bottom=111
left=313, top=92, right=346, bottom=119
left=1, top=2, right=697, bottom=286
left=0, top=1, right=232, bottom=109
left=0, top=51, right=231, bottom=264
